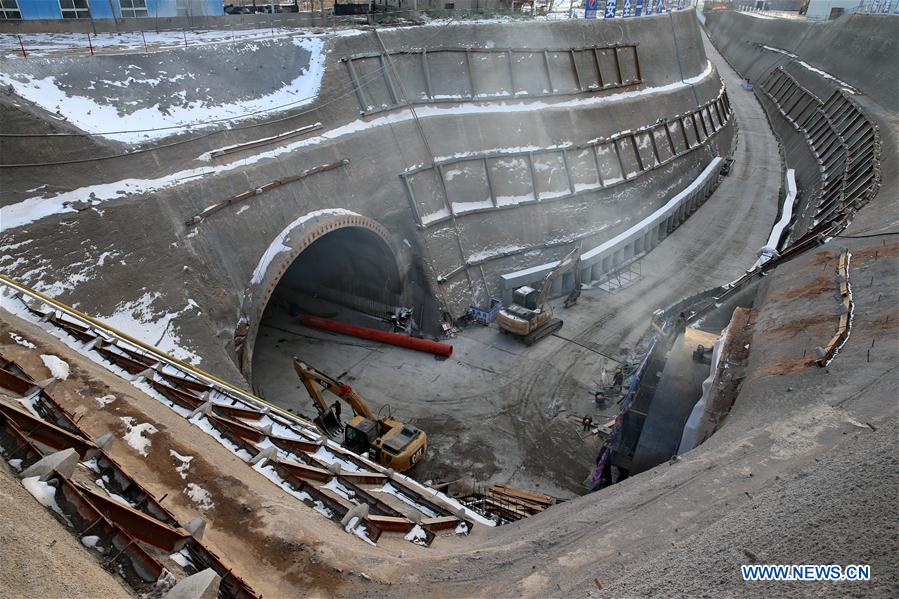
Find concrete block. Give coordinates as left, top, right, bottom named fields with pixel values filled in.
left=184, top=517, right=206, bottom=541
left=162, top=568, right=220, bottom=599
left=20, top=448, right=78, bottom=481
left=249, top=446, right=276, bottom=466
left=340, top=503, right=369, bottom=528
left=38, top=378, right=60, bottom=392
left=326, top=462, right=342, bottom=476
left=95, top=432, right=115, bottom=451
left=188, top=401, right=214, bottom=419
left=258, top=423, right=273, bottom=437
left=130, top=367, right=155, bottom=383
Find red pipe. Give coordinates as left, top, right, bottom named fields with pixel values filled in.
left=298, top=314, right=453, bottom=357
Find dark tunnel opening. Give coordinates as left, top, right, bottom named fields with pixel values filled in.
left=266, top=227, right=404, bottom=320
left=249, top=227, right=436, bottom=405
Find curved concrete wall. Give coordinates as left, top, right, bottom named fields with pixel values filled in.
left=0, top=13, right=731, bottom=381
left=704, top=11, right=892, bottom=244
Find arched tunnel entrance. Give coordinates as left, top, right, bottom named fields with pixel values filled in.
left=263, top=226, right=405, bottom=324
left=242, top=211, right=439, bottom=411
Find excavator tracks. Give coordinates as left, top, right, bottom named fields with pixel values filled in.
left=523, top=319, right=563, bottom=346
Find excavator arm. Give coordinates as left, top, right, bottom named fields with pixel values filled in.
left=293, top=359, right=376, bottom=421
left=536, top=246, right=582, bottom=308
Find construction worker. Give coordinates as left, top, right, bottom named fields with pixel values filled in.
left=331, top=400, right=341, bottom=421
left=582, top=415, right=593, bottom=432
left=612, top=367, right=624, bottom=390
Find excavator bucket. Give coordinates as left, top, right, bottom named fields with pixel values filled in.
left=314, top=410, right=343, bottom=439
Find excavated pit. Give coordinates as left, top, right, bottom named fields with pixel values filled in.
left=1, top=8, right=896, bottom=598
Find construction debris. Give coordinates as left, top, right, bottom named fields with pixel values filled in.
left=460, top=483, right=556, bottom=523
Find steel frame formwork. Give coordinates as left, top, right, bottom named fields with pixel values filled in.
left=761, top=66, right=881, bottom=232
left=401, top=85, right=733, bottom=230
left=342, top=43, right=643, bottom=116
left=0, top=278, right=482, bottom=553
left=0, top=394, right=259, bottom=597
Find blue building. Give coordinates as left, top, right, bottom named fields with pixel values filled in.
left=0, top=0, right=223, bottom=20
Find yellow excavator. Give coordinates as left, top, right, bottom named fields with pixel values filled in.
left=496, top=246, right=582, bottom=346
left=292, top=359, right=427, bottom=472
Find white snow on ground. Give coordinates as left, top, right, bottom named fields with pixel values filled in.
left=120, top=416, right=158, bottom=456
left=21, top=476, right=67, bottom=518
left=9, top=332, right=36, bottom=348
left=250, top=209, right=356, bottom=284
left=16, top=393, right=42, bottom=418
left=322, top=478, right=358, bottom=502
left=376, top=483, right=440, bottom=518
left=1, top=62, right=716, bottom=232
left=100, top=292, right=202, bottom=364
left=40, top=354, right=69, bottom=379
left=170, top=450, right=193, bottom=479
left=404, top=524, right=429, bottom=546
left=184, top=482, right=215, bottom=511
left=253, top=462, right=313, bottom=501
left=311, top=445, right=368, bottom=473
left=468, top=244, right=525, bottom=263
left=343, top=516, right=376, bottom=546
left=758, top=45, right=859, bottom=94
left=95, top=394, right=117, bottom=407
left=95, top=475, right=136, bottom=506
left=455, top=521, right=470, bottom=534
left=0, top=253, right=113, bottom=300
left=80, top=535, right=101, bottom=549
left=169, top=548, right=194, bottom=568
left=189, top=413, right=253, bottom=460
left=0, top=37, right=325, bottom=144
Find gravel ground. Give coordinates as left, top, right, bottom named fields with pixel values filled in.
left=598, top=419, right=899, bottom=598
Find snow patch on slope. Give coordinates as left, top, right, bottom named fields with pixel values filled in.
left=120, top=416, right=158, bottom=456
left=100, top=292, right=202, bottom=364
left=40, top=354, right=69, bottom=379
left=0, top=37, right=326, bottom=144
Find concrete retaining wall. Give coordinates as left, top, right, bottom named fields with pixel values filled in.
left=0, top=12, right=732, bottom=380
left=500, top=156, right=723, bottom=304
left=704, top=11, right=890, bottom=242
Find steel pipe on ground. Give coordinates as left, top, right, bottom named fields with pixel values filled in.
left=298, top=314, right=453, bottom=357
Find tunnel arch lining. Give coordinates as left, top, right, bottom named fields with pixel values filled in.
left=238, top=209, right=399, bottom=377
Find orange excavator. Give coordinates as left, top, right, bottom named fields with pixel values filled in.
left=292, top=358, right=427, bottom=472
left=496, top=246, right=582, bottom=345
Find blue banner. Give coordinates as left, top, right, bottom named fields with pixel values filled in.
left=605, top=0, right=617, bottom=18
left=657, top=0, right=665, bottom=14
left=635, top=0, right=644, bottom=15
left=645, top=0, right=653, bottom=14
left=666, top=0, right=672, bottom=12
left=622, top=0, right=632, bottom=16
left=585, top=0, right=599, bottom=18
